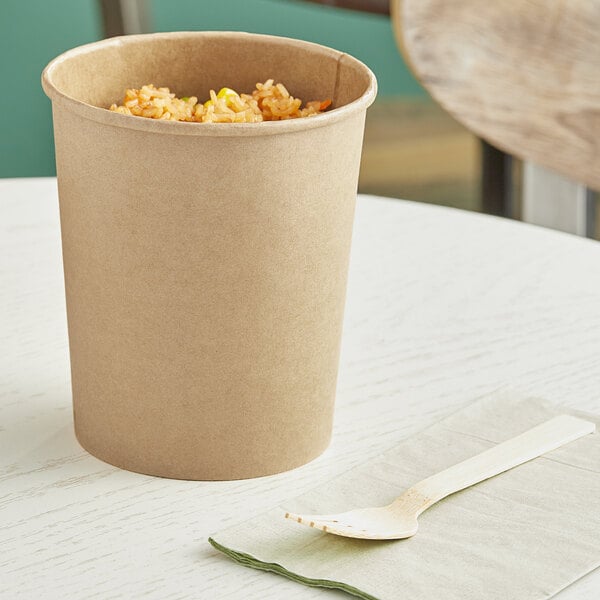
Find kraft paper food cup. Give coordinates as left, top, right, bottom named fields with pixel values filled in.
left=42, top=31, right=377, bottom=480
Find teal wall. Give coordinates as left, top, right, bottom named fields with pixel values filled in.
left=0, top=0, right=101, bottom=178
left=0, top=0, right=423, bottom=178
left=149, top=0, right=423, bottom=97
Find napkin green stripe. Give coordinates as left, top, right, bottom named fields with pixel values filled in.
left=208, top=537, right=380, bottom=600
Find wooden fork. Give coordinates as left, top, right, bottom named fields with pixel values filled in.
left=284, top=415, right=595, bottom=540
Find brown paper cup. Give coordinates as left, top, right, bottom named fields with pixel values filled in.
left=42, top=31, right=377, bottom=480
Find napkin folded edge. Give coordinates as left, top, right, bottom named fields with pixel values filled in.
left=208, top=537, right=376, bottom=600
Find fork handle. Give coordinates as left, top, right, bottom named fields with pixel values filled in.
left=409, top=415, right=595, bottom=513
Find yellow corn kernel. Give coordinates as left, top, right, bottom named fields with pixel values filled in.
left=216, top=87, right=241, bottom=107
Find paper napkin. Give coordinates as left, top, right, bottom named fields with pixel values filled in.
left=210, top=390, right=600, bottom=599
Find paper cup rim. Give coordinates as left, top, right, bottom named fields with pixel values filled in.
left=42, top=31, right=378, bottom=137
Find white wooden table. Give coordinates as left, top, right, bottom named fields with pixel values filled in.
left=1, top=178, right=599, bottom=599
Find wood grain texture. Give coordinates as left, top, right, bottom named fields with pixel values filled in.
left=392, top=0, right=600, bottom=190
left=1, top=178, right=600, bottom=598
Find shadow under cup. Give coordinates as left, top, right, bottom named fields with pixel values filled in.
left=42, top=32, right=377, bottom=480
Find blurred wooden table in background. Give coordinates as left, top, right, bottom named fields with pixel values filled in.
left=359, top=98, right=480, bottom=211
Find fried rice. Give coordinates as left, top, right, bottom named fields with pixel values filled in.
left=109, top=80, right=332, bottom=123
